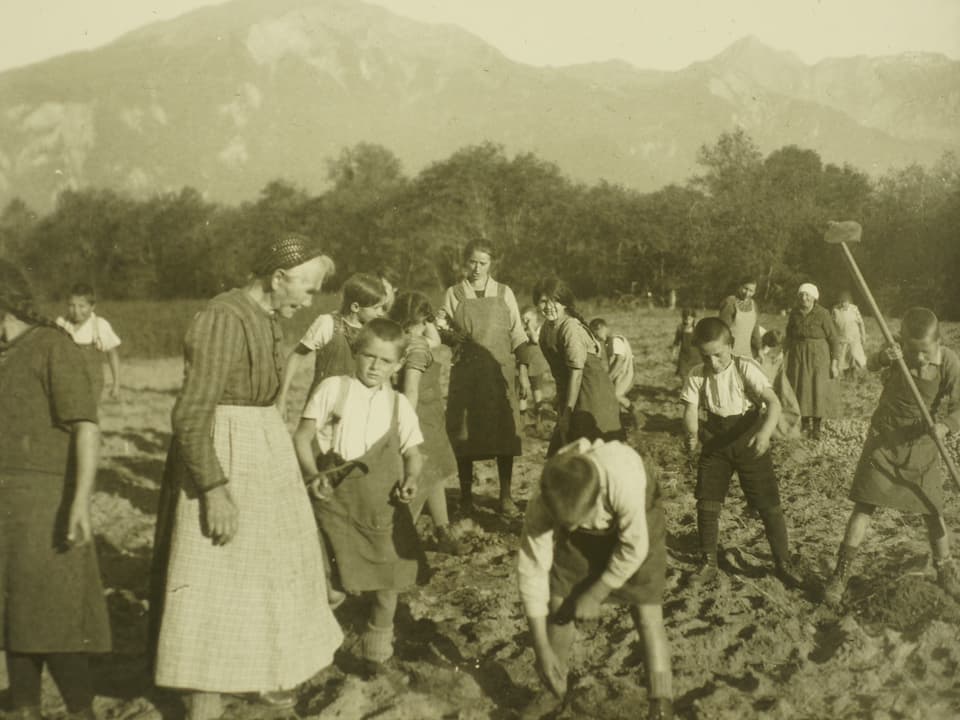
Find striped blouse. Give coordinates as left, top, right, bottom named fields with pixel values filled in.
left=171, top=288, right=284, bottom=491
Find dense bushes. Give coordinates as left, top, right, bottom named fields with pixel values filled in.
left=3, top=133, right=958, bottom=317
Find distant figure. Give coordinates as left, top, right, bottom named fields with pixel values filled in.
left=784, top=283, right=840, bottom=440
left=718, top=277, right=761, bottom=359
left=672, top=308, right=700, bottom=379
left=758, top=330, right=802, bottom=441
left=0, top=261, right=110, bottom=720
left=832, top=291, right=868, bottom=378
left=589, top=317, right=636, bottom=414
left=56, top=282, right=121, bottom=400
left=517, top=305, right=550, bottom=416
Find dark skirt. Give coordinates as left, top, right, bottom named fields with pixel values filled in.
left=850, top=423, right=944, bottom=514
left=550, top=500, right=667, bottom=606
left=785, top=338, right=836, bottom=417
left=0, top=470, right=111, bottom=653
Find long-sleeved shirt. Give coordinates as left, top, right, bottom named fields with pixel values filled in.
left=441, top=279, right=527, bottom=351
left=869, top=344, right=960, bottom=433
left=171, top=289, right=284, bottom=491
left=517, top=439, right=650, bottom=619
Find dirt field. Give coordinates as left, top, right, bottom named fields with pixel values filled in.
left=4, top=308, right=960, bottom=719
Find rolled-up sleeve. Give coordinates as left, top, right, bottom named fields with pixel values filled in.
left=599, top=449, right=650, bottom=589
left=502, top=285, right=527, bottom=351
left=821, top=307, right=842, bottom=358
left=517, top=494, right=556, bottom=619
left=171, top=307, right=243, bottom=492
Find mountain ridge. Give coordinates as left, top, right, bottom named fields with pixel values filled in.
left=0, top=0, right=956, bottom=210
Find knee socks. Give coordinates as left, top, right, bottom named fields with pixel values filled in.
left=759, top=506, right=791, bottom=565
left=457, top=458, right=473, bottom=505
left=697, top=500, right=722, bottom=562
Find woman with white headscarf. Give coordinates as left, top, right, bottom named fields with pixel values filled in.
left=784, top=283, right=841, bottom=439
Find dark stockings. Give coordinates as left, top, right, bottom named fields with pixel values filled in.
left=6, top=652, right=93, bottom=713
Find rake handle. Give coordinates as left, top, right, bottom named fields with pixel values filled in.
left=837, top=242, right=960, bottom=492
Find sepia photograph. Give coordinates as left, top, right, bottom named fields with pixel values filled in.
left=0, top=1, right=958, bottom=718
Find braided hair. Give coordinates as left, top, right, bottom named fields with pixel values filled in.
left=0, top=261, right=57, bottom=330
left=532, top=276, right=594, bottom=332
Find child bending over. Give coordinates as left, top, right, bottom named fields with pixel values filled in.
left=589, top=317, right=636, bottom=414
left=681, top=318, right=803, bottom=587
left=824, top=308, right=960, bottom=605
left=278, top=273, right=386, bottom=416
left=294, top=319, right=425, bottom=667
left=517, top=305, right=550, bottom=416
left=517, top=438, right=674, bottom=720
left=56, top=282, right=121, bottom=400
left=758, top=330, right=802, bottom=441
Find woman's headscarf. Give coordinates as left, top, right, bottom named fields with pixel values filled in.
left=252, top=233, right=325, bottom=277
left=797, top=283, right=819, bottom=301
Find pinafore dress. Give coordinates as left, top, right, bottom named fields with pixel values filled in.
left=313, top=379, right=426, bottom=592
left=445, top=283, right=522, bottom=458
left=540, top=317, right=623, bottom=457
left=308, top=313, right=361, bottom=399
left=850, top=361, right=950, bottom=514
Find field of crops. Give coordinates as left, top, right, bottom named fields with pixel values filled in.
left=4, top=301, right=960, bottom=719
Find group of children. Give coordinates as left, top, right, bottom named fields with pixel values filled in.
left=22, top=266, right=959, bottom=720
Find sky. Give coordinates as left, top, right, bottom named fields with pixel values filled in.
left=0, top=0, right=958, bottom=73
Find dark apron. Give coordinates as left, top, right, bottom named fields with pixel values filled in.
left=78, top=343, right=104, bottom=400
left=313, top=384, right=426, bottom=592
left=309, top=314, right=361, bottom=399
left=445, top=283, right=521, bottom=458
left=851, top=365, right=946, bottom=514
left=541, top=319, right=623, bottom=457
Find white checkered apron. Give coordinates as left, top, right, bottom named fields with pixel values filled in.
left=155, top=405, right=343, bottom=692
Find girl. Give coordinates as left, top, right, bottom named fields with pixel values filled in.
left=390, top=292, right=465, bottom=555
left=784, top=283, right=840, bottom=440
left=673, top=308, right=700, bottom=378
left=277, top=273, right=387, bottom=417
left=517, top=305, right=550, bottom=415
left=758, top=330, right=802, bottom=441
left=534, top=276, right=624, bottom=458
left=718, top=277, right=762, bottom=359
left=441, top=240, right=527, bottom=519
left=833, top=291, right=868, bottom=378
left=0, top=261, right=110, bottom=720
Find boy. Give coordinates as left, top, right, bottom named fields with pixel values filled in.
left=680, top=317, right=802, bottom=587
left=824, top=308, right=960, bottom=605
left=517, top=438, right=673, bottom=720
left=590, top=318, right=635, bottom=415
left=56, top=283, right=121, bottom=400
left=293, top=318, right=424, bottom=667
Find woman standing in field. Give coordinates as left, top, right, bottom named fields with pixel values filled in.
left=534, top=276, right=624, bottom=457
left=0, top=261, right=110, bottom=720
left=150, top=235, right=342, bottom=720
left=440, top=240, right=527, bottom=518
left=718, top=277, right=762, bottom=359
left=784, top=283, right=840, bottom=440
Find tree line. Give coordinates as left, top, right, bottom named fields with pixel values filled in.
left=2, top=130, right=958, bottom=317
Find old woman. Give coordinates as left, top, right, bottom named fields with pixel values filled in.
left=150, top=236, right=342, bottom=719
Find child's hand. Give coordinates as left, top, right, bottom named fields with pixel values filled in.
left=308, top=476, right=333, bottom=502
left=535, top=646, right=568, bottom=698
left=394, top=479, right=417, bottom=504
left=934, top=422, right=951, bottom=441
left=883, top=343, right=903, bottom=365
left=573, top=593, right=603, bottom=621
left=747, top=431, right=771, bottom=457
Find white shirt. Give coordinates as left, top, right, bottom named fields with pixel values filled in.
left=609, top=335, right=631, bottom=358
left=303, top=376, right=423, bottom=460
left=517, top=439, right=651, bottom=619
left=680, top=356, right=771, bottom=417
left=299, top=313, right=361, bottom=351
left=56, top=314, right=121, bottom=352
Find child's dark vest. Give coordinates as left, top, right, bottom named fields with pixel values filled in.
left=309, top=313, right=361, bottom=398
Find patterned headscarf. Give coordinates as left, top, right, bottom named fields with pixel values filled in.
left=252, top=233, right=322, bottom=276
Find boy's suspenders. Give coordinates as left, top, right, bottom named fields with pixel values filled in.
left=699, top=357, right=762, bottom=416
left=327, top=376, right=400, bottom=449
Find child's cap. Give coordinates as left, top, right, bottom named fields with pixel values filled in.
left=540, top=451, right=601, bottom=526
left=692, top=317, right=733, bottom=347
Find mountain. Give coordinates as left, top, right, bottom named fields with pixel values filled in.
left=0, top=0, right=957, bottom=210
